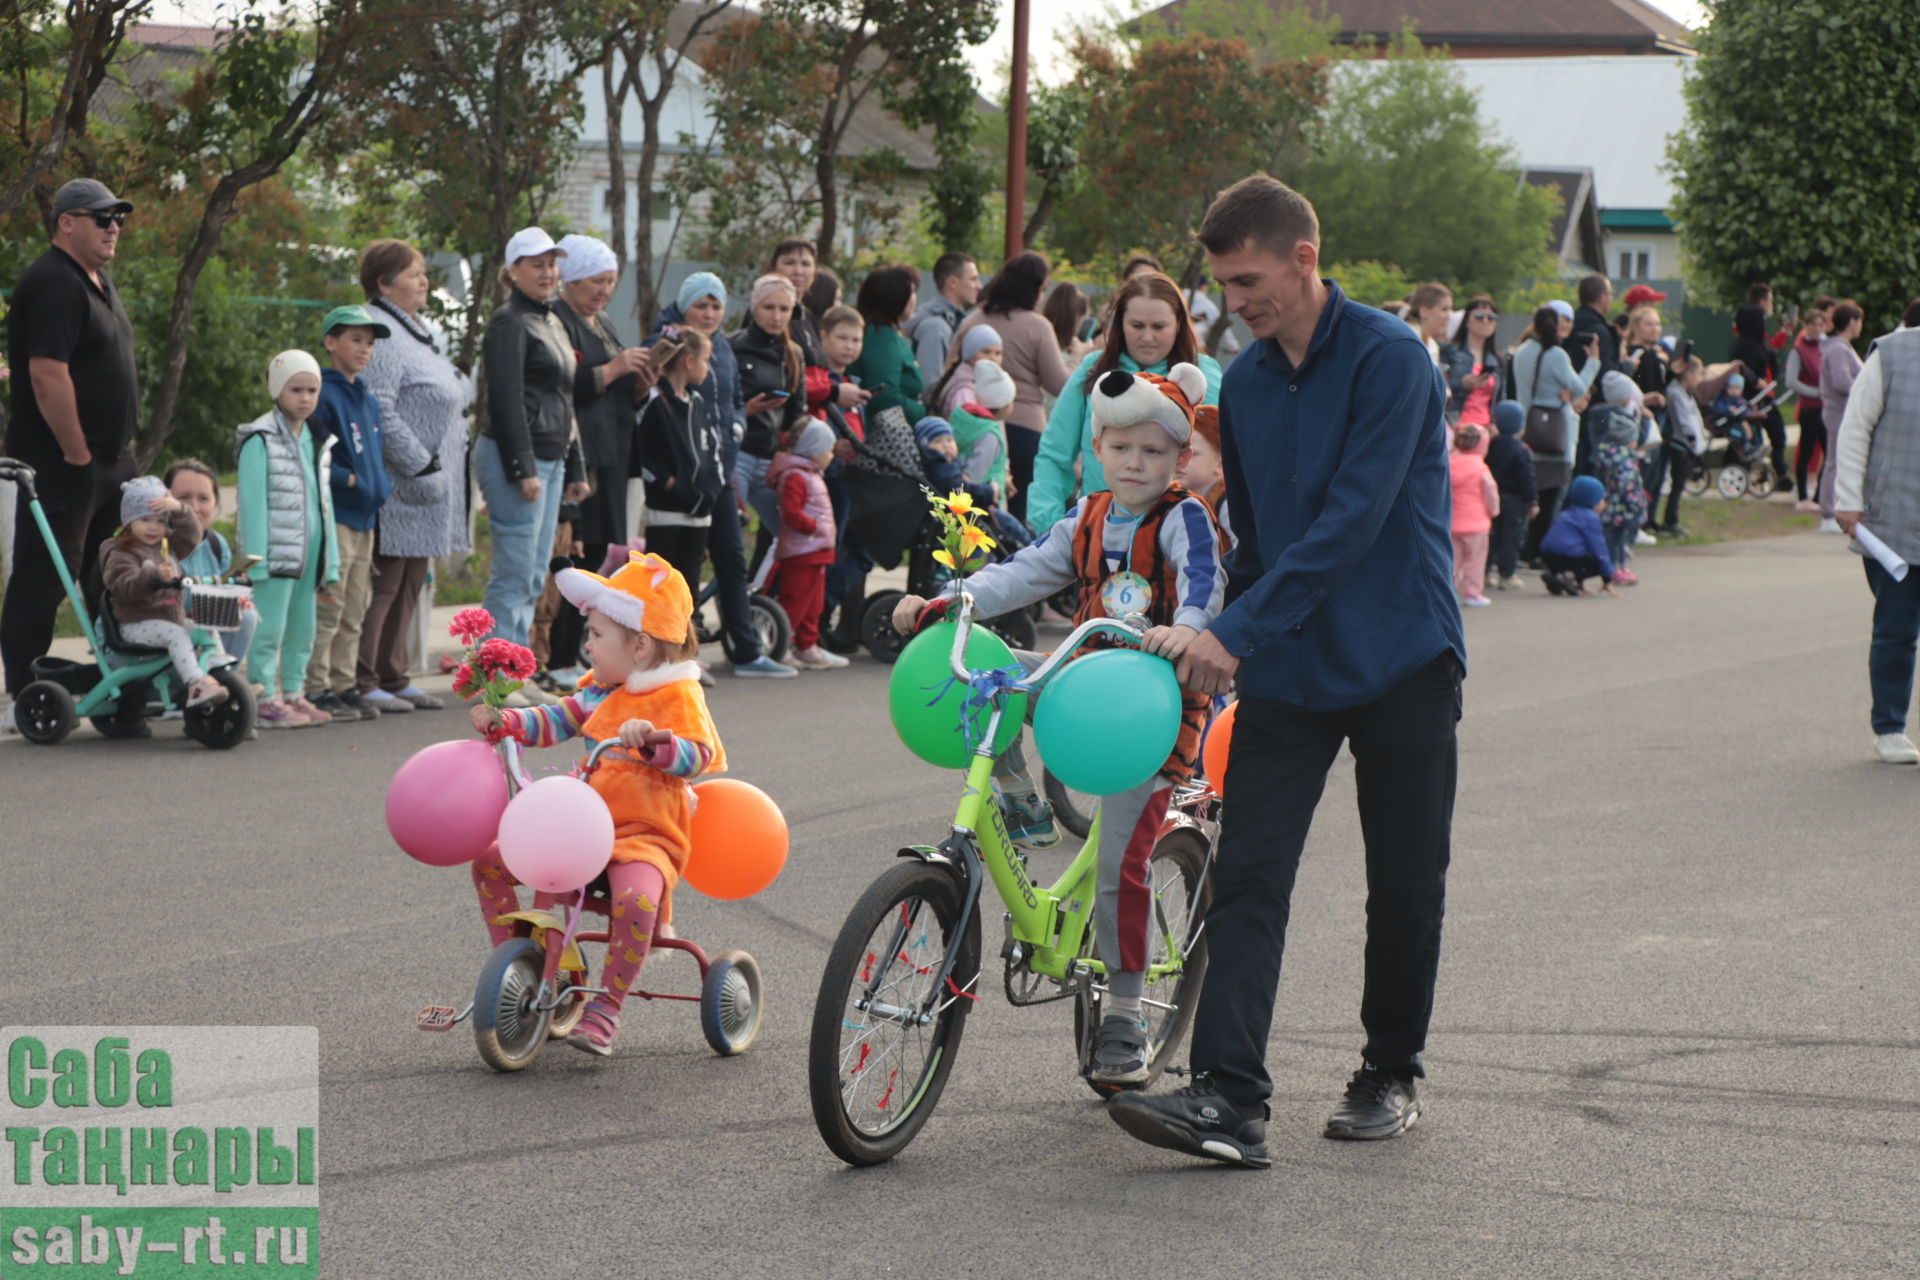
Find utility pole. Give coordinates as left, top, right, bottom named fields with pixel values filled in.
left=1004, top=0, right=1029, bottom=260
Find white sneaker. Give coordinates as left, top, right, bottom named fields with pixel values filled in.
left=1874, top=733, right=1920, bottom=764
left=1819, top=518, right=1843, bottom=534
left=790, top=645, right=848, bottom=669
left=1635, top=529, right=1658, bottom=546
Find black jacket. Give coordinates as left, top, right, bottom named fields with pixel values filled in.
left=1728, top=306, right=1779, bottom=384
left=1486, top=433, right=1538, bottom=503
left=482, top=288, right=583, bottom=483
left=1569, top=304, right=1621, bottom=380
left=638, top=386, right=724, bottom=519
left=728, top=323, right=807, bottom=460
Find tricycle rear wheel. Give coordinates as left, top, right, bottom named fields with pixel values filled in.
left=701, top=950, right=764, bottom=1056
left=184, top=667, right=254, bottom=749
left=89, top=680, right=151, bottom=739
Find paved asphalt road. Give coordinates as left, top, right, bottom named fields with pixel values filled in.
left=4, top=529, right=1917, bottom=1278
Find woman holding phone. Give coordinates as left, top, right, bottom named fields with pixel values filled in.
left=730, top=274, right=809, bottom=548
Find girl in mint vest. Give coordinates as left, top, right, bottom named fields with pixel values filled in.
left=236, top=350, right=341, bottom=729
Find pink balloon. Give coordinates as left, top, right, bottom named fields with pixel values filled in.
left=386, top=739, right=510, bottom=867
left=497, top=775, right=615, bottom=894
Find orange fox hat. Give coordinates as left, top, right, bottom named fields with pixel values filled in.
left=556, top=550, right=693, bottom=646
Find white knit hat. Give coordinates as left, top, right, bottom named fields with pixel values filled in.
left=266, top=350, right=322, bottom=400
left=557, top=234, right=618, bottom=283
left=972, top=359, right=1016, bottom=411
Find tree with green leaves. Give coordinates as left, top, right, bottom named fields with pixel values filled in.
left=345, top=0, right=607, bottom=362
left=672, top=0, right=991, bottom=274
left=0, top=0, right=152, bottom=218
left=1298, top=37, right=1561, bottom=299
left=1016, top=82, right=1087, bottom=249
left=129, top=0, right=370, bottom=465
left=1040, top=28, right=1330, bottom=289
left=1668, top=0, right=1920, bottom=330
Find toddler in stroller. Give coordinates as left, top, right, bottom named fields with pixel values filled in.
left=1682, top=362, right=1783, bottom=499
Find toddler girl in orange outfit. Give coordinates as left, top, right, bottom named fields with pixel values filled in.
left=470, top=550, right=725, bottom=1056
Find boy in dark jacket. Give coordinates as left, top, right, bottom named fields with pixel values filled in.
left=1485, top=400, right=1537, bottom=590
left=305, top=304, right=392, bottom=722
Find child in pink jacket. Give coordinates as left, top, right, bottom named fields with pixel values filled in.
left=1448, top=425, right=1500, bottom=607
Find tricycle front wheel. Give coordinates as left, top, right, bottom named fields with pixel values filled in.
left=473, top=937, right=552, bottom=1072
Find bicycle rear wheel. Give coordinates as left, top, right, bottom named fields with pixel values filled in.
left=808, top=861, right=980, bottom=1165
left=1074, top=826, right=1211, bottom=1096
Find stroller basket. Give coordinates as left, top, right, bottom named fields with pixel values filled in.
left=185, top=583, right=252, bottom=631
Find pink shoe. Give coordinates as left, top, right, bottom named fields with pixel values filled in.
left=565, top=1002, right=620, bottom=1057
left=256, top=699, right=308, bottom=729
left=288, top=694, right=332, bottom=724
left=1612, top=568, right=1639, bottom=586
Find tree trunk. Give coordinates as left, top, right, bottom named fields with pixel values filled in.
left=602, top=50, right=629, bottom=275
left=137, top=177, right=248, bottom=467
left=632, top=64, right=665, bottom=330
left=1021, top=183, right=1055, bottom=249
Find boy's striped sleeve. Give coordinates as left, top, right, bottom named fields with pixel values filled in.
left=1167, top=497, right=1226, bottom=633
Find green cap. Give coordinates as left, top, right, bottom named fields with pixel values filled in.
left=320, top=303, right=391, bottom=339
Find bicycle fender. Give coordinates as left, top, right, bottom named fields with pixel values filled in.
left=895, top=844, right=955, bottom=867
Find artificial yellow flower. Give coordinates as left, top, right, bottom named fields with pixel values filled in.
left=959, top=523, right=995, bottom=553
left=933, top=548, right=958, bottom=569
left=943, top=491, right=975, bottom=517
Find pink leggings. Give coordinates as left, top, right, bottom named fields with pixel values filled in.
left=471, top=856, right=668, bottom=1013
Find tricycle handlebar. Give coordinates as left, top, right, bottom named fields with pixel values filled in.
left=944, top=590, right=1146, bottom=691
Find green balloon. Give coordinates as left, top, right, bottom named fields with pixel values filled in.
left=1032, top=649, right=1182, bottom=794
left=888, top=621, right=1028, bottom=769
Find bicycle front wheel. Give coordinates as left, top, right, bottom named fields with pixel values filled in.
left=808, top=861, right=981, bottom=1165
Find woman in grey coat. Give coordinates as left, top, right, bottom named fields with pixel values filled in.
left=354, top=238, right=476, bottom=710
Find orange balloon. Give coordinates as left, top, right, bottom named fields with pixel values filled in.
left=1201, top=700, right=1237, bottom=792
left=684, top=779, right=789, bottom=900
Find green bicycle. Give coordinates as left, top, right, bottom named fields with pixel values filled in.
left=807, top=593, right=1216, bottom=1166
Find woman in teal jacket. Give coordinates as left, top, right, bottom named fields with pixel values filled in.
left=1027, top=272, right=1222, bottom=529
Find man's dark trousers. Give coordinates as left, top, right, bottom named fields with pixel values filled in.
left=1189, top=652, right=1461, bottom=1107
left=1, top=449, right=130, bottom=693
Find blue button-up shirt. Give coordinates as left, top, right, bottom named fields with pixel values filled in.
left=1210, top=280, right=1465, bottom=709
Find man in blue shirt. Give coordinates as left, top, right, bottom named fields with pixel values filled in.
left=1109, top=176, right=1465, bottom=1168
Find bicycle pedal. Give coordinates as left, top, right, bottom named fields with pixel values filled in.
left=416, top=1005, right=458, bottom=1033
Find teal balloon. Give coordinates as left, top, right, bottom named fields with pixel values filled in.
left=888, top=621, right=1028, bottom=769
left=1033, top=649, right=1182, bottom=794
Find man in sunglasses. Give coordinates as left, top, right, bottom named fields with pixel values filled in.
left=2, top=178, right=141, bottom=731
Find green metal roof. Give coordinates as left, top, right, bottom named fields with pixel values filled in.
left=1600, top=208, right=1675, bottom=230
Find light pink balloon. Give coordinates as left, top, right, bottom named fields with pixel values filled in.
left=386, top=739, right=510, bottom=867
left=497, top=775, right=615, bottom=894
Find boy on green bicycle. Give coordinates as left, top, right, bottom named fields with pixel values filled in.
left=892, top=363, right=1225, bottom=1086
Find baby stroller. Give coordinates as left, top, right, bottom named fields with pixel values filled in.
left=1681, top=363, right=1782, bottom=499
left=857, top=506, right=1037, bottom=662
left=0, top=458, right=255, bottom=747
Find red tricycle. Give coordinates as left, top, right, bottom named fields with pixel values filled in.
left=416, top=736, right=765, bottom=1072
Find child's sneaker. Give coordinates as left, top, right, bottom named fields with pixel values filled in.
left=1089, top=1013, right=1151, bottom=1086
left=256, top=699, right=305, bottom=730
left=1611, top=568, right=1639, bottom=587
left=288, top=694, right=332, bottom=724
left=1462, top=595, right=1491, bottom=608
left=790, top=645, right=849, bottom=669
left=732, top=655, right=798, bottom=678
left=565, top=1002, right=620, bottom=1057
left=996, top=786, right=1061, bottom=850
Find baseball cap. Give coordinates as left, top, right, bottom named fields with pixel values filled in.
left=320, top=303, right=392, bottom=339
left=51, top=178, right=134, bottom=218
left=1621, top=284, right=1669, bottom=308
left=504, top=227, right=565, bottom=265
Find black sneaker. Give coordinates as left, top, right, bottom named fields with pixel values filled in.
left=1324, top=1062, right=1420, bottom=1140
left=1089, top=1014, right=1150, bottom=1086
left=1107, top=1074, right=1270, bottom=1168
left=338, top=689, right=381, bottom=721
left=309, top=690, right=356, bottom=722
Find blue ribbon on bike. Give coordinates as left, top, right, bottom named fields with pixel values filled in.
left=922, top=663, right=1028, bottom=754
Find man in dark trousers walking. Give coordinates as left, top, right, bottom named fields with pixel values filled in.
left=1108, top=175, right=1464, bottom=1167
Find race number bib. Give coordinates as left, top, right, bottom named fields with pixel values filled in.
left=1101, top=571, right=1154, bottom=624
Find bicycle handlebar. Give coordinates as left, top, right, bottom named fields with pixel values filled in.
left=944, top=591, right=1146, bottom=691
left=582, top=730, right=673, bottom=773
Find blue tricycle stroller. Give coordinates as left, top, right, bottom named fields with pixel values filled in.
left=2, top=457, right=255, bottom=747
